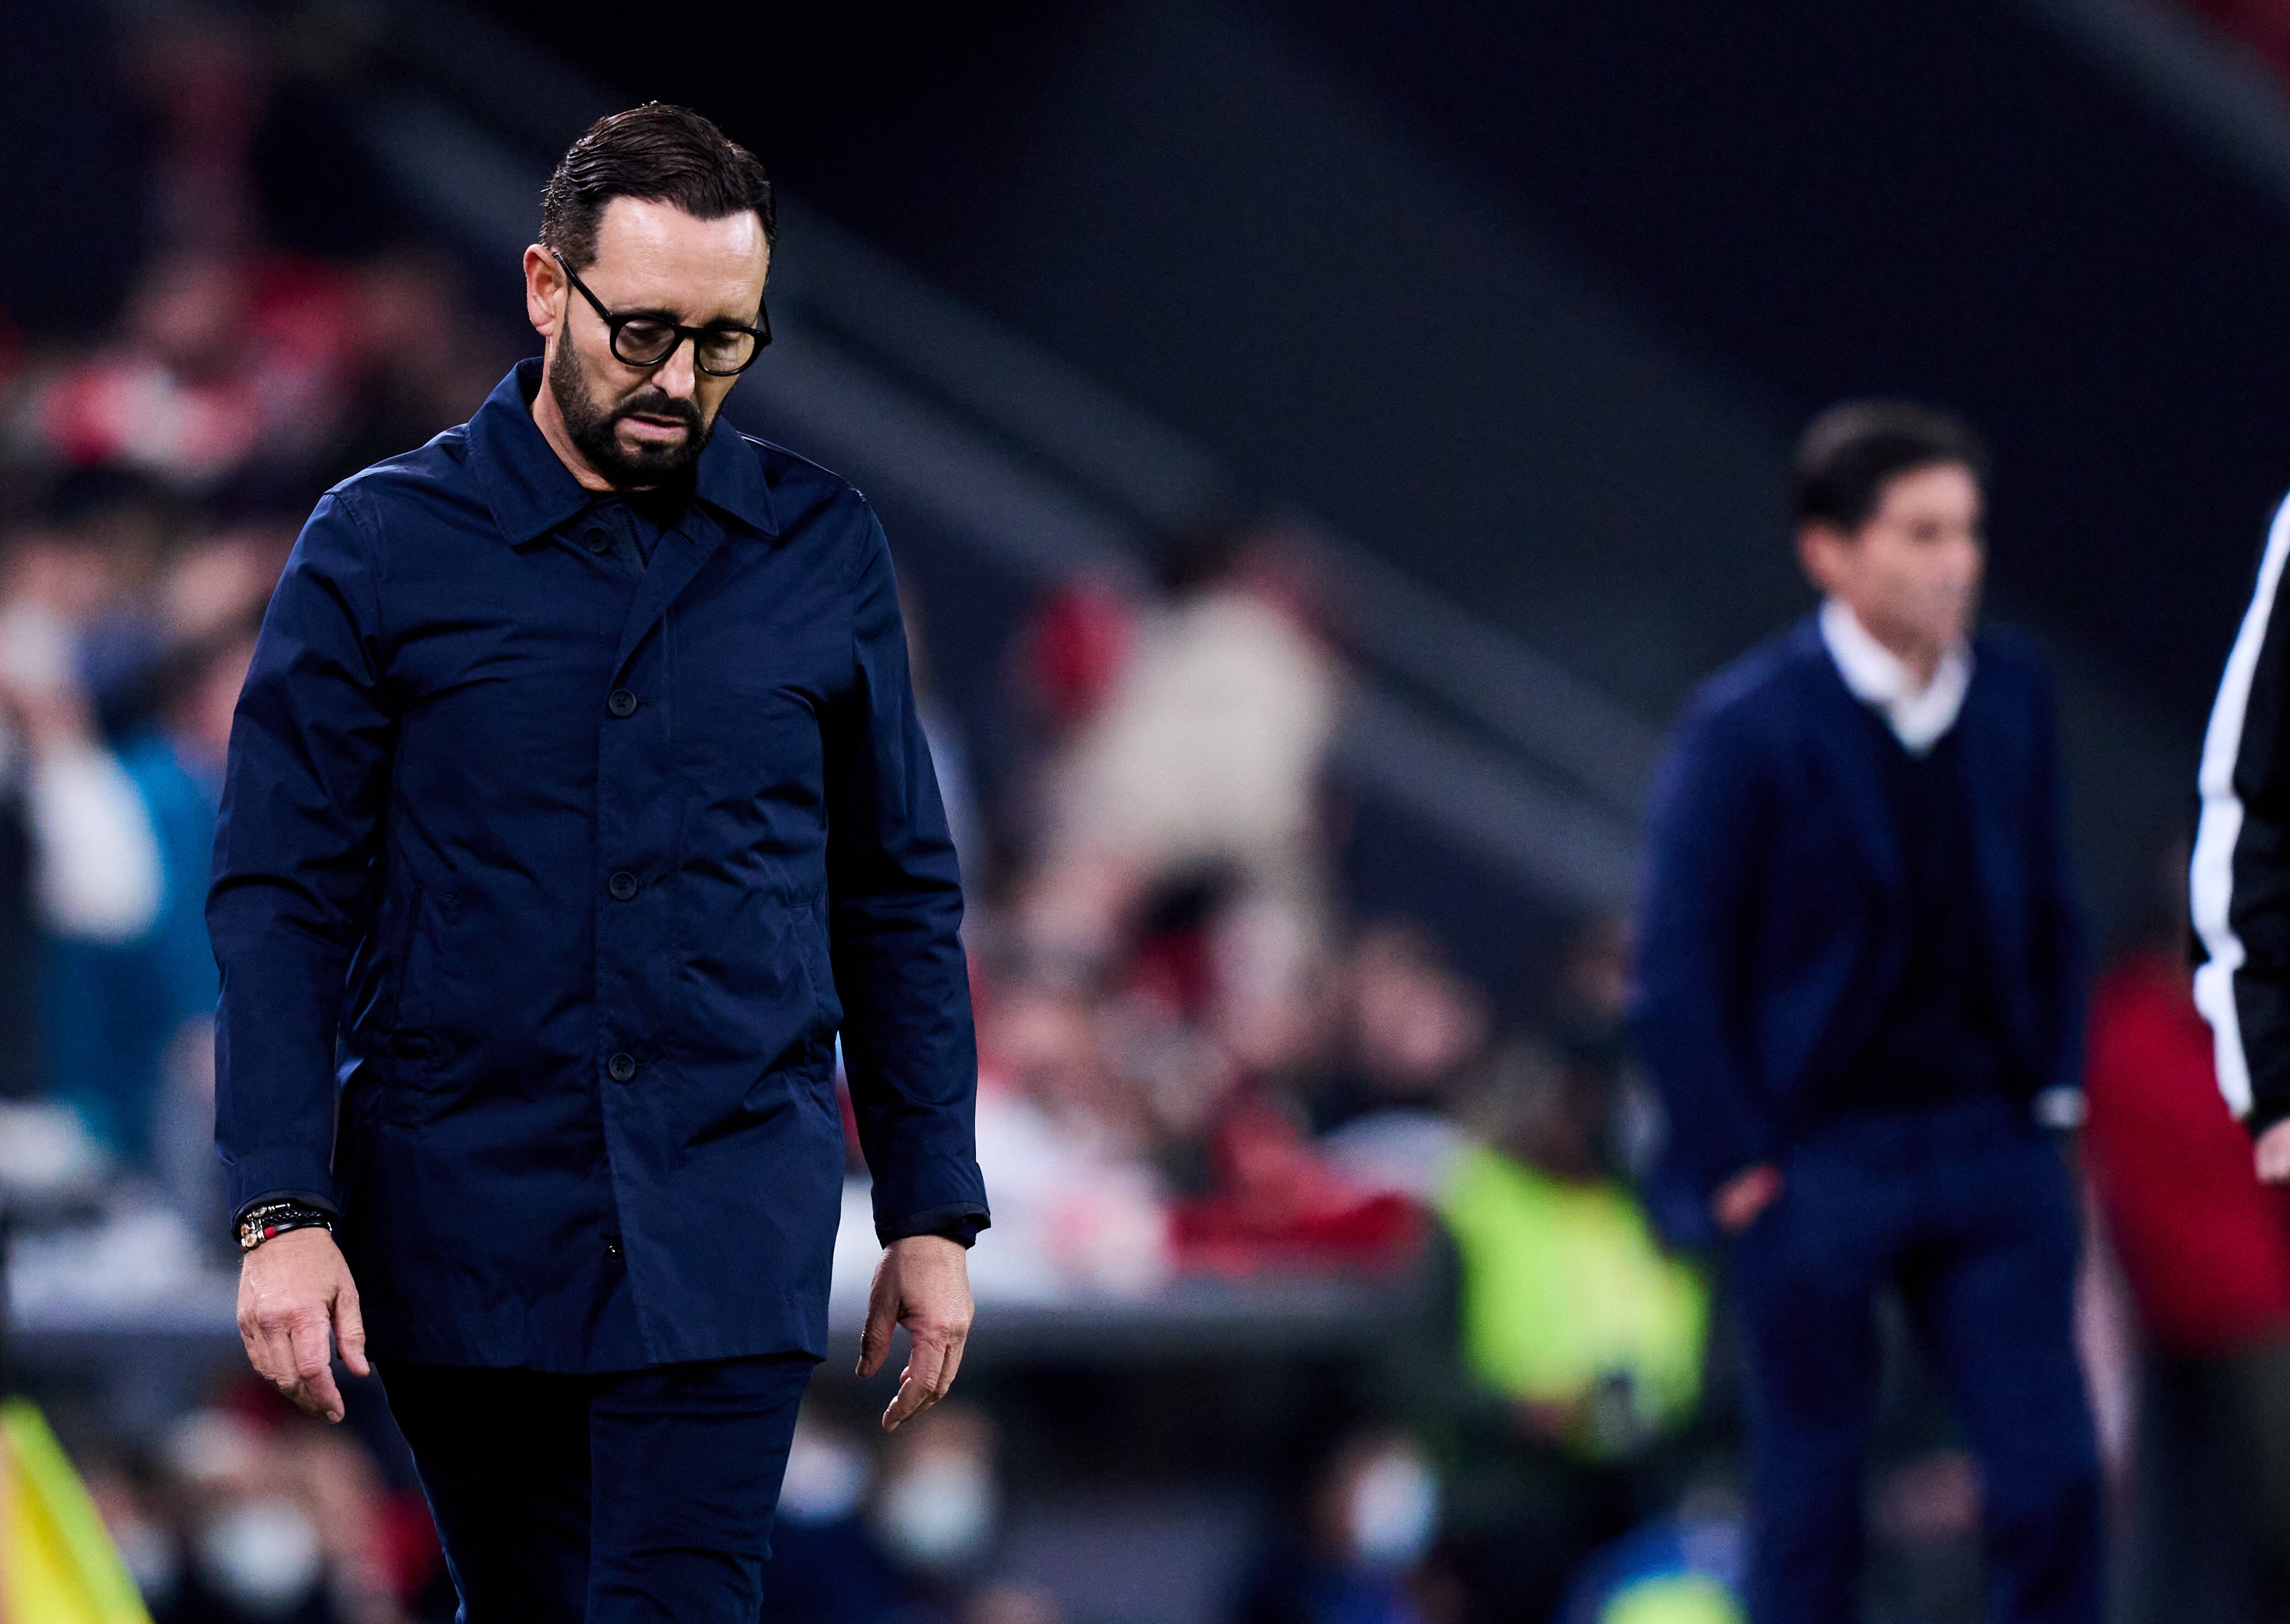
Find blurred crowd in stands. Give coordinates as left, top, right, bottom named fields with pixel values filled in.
left=8, top=9, right=2290, bottom=1624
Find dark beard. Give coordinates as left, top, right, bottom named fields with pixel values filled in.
left=547, top=341, right=713, bottom=487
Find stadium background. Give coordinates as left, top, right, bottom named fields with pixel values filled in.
left=3, top=1, right=2290, bottom=1620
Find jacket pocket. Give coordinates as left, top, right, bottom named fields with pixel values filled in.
left=791, top=899, right=842, bottom=1037
left=388, top=884, right=458, bottom=1069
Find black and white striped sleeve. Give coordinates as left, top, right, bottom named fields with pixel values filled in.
left=2194, top=492, right=2290, bottom=1135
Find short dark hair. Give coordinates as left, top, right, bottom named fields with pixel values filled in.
left=1792, top=400, right=1987, bottom=532
left=539, top=104, right=775, bottom=270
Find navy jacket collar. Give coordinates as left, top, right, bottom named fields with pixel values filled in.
left=465, top=358, right=778, bottom=546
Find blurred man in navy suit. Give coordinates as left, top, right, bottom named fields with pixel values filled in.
left=1635, top=403, right=2098, bottom=1623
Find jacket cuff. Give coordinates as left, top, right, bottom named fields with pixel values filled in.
left=875, top=1202, right=990, bottom=1249
left=223, top=1149, right=338, bottom=1222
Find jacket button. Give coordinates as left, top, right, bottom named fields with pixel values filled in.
left=604, top=1237, right=622, bottom=1258
left=608, top=871, right=638, bottom=901
left=581, top=526, right=611, bottom=554
left=607, top=689, right=638, bottom=718
left=607, top=1052, right=637, bottom=1083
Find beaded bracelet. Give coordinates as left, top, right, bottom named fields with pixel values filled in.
left=236, top=1200, right=335, bottom=1253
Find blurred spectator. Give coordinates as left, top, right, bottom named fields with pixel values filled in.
left=968, top=974, right=1173, bottom=1300
left=2083, top=866, right=2290, bottom=1624
left=1439, top=1046, right=1707, bottom=1459
left=317, top=253, right=513, bottom=489
left=1546, top=913, right=1633, bottom=1080
left=766, top=1401, right=1039, bottom=1623
left=1312, top=925, right=1489, bottom=1202
left=872, top=1404, right=1004, bottom=1591
left=0, top=498, right=171, bottom=1148
left=1542, top=912, right=1697, bottom=1239
left=1010, top=576, right=1134, bottom=743
left=30, top=545, right=262, bottom=1172
left=1020, top=520, right=1340, bottom=982
left=1234, top=1429, right=1444, bottom=1624
left=12, top=247, right=360, bottom=491
left=1002, top=573, right=1138, bottom=895
left=83, top=1454, right=187, bottom=1613
left=1420, top=1044, right=1709, bottom=1624
left=765, top=1402, right=1067, bottom=1624
left=87, top=1398, right=411, bottom=1624
left=1174, top=1090, right=1421, bottom=1275
left=764, top=1412, right=909, bottom=1622
left=29, top=468, right=180, bottom=727
left=1554, top=1504, right=1745, bottom=1624
left=141, top=605, right=266, bottom=1226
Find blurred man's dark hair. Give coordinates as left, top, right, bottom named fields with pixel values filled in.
left=1792, top=400, right=1987, bottom=533
left=539, top=103, right=775, bottom=270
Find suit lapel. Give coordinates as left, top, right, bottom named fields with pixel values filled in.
left=1800, top=628, right=1906, bottom=901
left=1950, top=659, right=2018, bottom=959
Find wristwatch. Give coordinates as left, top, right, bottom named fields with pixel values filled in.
left=235, top=1199, right=336, bottom=1253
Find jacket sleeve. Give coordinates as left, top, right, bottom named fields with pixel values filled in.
left=2194, top=495, right=2290, bottom=1135
left=1631, top=697, right=1779, bottom=1201
left=2023, top=663, right=2089, bottom=1108
left=208, top=491, right=397, bottom=1217
left=823, top=512, right=989, bottom=1245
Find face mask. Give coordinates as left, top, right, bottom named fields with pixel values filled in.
left=875, top=1455, right=998, bottom=1571
left=195, top=1497, right=324, bottom=1616
left=778, top=1422, right=872, bottom=1525
left=1347, top=1449, right=1440, bottom=1572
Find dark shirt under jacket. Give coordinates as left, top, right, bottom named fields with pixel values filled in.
left=577, top=485, right=685, bottom=577
left=1833, top=715, right=2024, bottom=1115
left=210, top=359, right=989, bottom=1372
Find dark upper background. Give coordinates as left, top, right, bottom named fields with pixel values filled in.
left=454, top=0, right=2289, bottom=704
left=453, top=0, right=2290, bottom=930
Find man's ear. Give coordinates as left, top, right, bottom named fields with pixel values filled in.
left=523, top=245, right=564, bottom=341
left=1797, top=521, right=1848, bottom=596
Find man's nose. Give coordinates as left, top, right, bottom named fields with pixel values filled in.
left=653, top=337, right=699, bottom=398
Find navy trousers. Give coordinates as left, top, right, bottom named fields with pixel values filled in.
left=1730, top=1095, right=2102, bottom=1624
left=380, top=1354, right=815, bottom=1624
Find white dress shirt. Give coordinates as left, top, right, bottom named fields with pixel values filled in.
left=1818, top=599, right=1973, bottom=757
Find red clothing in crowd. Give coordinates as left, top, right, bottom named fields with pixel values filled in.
left=2083, top=952, right=2290, bottom=1353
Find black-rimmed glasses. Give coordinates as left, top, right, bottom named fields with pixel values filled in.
left=551, top=249, right=771, bottom=376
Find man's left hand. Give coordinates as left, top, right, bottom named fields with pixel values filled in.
left=2257, top=1120, right=2290, bottom=1184
left=857, top=1235, right=974, bottom=1431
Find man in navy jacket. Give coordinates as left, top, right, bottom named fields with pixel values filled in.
left=212, top=106, right=987, bottom=1620
left=1635, top=403, right=2098, bottom=1623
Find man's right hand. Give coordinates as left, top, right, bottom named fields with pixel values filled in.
left=236, top=1227, right=369, bottom=1423
left=1712, top=1162, right=1784, bottom=1233
left=2257, top=1121, right=2290, bottom=1185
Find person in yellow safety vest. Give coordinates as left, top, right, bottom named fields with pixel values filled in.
left=1406, top=1042, right=1711, bottom=1624
left=1439, top=1137, right=1707, bottom=1461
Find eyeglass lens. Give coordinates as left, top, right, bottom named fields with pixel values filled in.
left=611, top=318, right=756, bottom=375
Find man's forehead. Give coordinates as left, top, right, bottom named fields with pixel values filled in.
left=587, top=196, right=769, bottom=315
